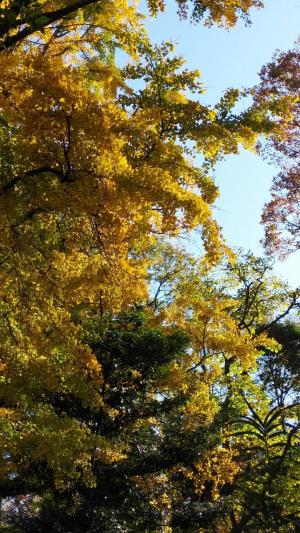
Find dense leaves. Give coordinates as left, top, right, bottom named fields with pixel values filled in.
left=1, top=256, right=299, bottom=531
left=0, top=0, right=299, bottom=531
left=255, top=42, right=300, bottom=255
left=0, top=0, right=264, bottom=54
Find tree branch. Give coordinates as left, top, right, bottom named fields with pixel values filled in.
left=0, top=0, right=102, bottom=52
left=0, top=166, right=63, bottom=195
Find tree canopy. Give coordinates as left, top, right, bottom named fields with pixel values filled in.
left=0, top=0, right=264, bottom=53
left=0, top=0, right=299, bottom=532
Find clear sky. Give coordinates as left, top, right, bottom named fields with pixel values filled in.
left=141, top=0, right=300, bottom=287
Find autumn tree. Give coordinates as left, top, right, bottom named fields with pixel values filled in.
left=254, top=42, right=300, bottom=256
left=0, top=0, right=264, bottom=54
left=0, top=0, right=299, bottom=531
left=0, top=2, right=290, bottom=503
left=0, top=304, right=246, bottom=532
left=149, top=247, right=300, bottom=531
left=2, top=250, right=299, bottom=532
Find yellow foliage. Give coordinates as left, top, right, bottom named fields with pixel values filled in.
left=181, top=384, right=219, bottom=429
left=194, top=448, right=240, bottom=499
left=0, top=0, right=284, bottom=507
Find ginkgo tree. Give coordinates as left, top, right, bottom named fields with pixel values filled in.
left=0, top=5, right=285, bottom=468
left=0, top=0, right=264, bottom=53
left=0, top=0, right=299, bottom=531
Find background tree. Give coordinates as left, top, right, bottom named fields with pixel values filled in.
left=227, top=322, right=300, bottom=532
left=259, top=322, right=300, bottom=408
left=254, top=42, right=300, bottom=256
left=147, top=247, right=300, bottom=532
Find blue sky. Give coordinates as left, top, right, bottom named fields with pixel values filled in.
left=141, top=0, right=300, bottom=286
